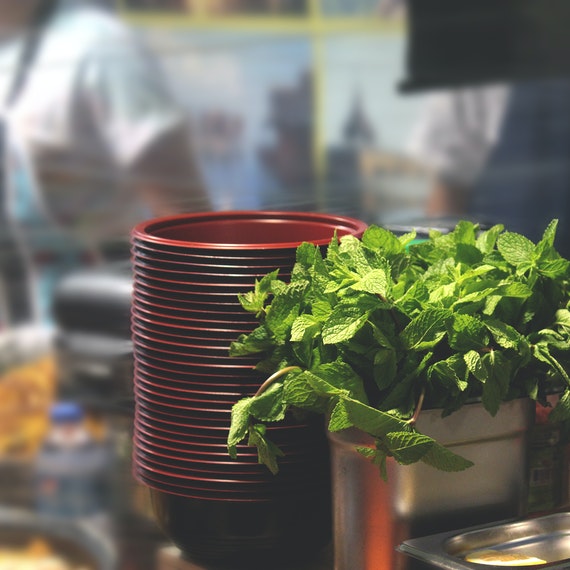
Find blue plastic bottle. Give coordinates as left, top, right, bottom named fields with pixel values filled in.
left=34, top=402, right=114, bottom=535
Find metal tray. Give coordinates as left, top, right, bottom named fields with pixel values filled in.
left=398, top=513, right=570, bottom=569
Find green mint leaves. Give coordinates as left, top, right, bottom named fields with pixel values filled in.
left=228, top=220, right=570, bottom=476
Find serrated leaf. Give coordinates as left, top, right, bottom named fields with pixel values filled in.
left=248, top=424, right=284, bottom=475
left=333, top=397, right=409, bottom=437
left=357, top=446, right=388, bottom=480
left=361, top=225, right=403, bottom=255
left=328, top=400, right=353, bottom=431
left=249, top=382, right=287, bottom=422
left=476, top=224, right=504, bottom=254
left=537, top=257, right=570, bottom=278
left=384, top=431, right=433, bottom=465
left=420, top=441, right=474, bottom=472
left=229, top=325, right=273, bottom=356
left=322, top=304, right=370, bottom=344
left=484, top=318, right=524, bottom=350
left=227, top=397, right=254, bottom=458
left=370, top=321, right=397, bottom=350
left=295, top=241, right=321, bottom=268
left=351, top=268, right=391, bottom=298
left=398, top=231, right=418, bottom=249
left=309, top=362, right=369, bottom=403
left=464, top=350, right=488, bottom=382
left=373, top=349, right=397, bottom=391
left=282, top=370, right=326, bottom=412
left=338, top=235, right=373, bottom=277
left=497, top=232, right=535, bottom=266
left=539, top=219, right=559, bottom=248
left=481, top=351, right=511, bottom=416
left=483, top=295, right=501, bottom=316
left=429, top=355, right=469, bottom=392
left=533, top=342, right=570, bottom=384
left=290, top=314, right=321, bottom=342
left=452, top=220, right=478, bottom=245
left=447, top=313, right=488, bottom=352
left=455, top=243, right=483, bottom=265
left=495, top=282, right=532, bottom=299
left=400, top=308, right=450, bottom=351
left=237, top=269, right=281, bottom=314
left=265, top=280, right=308, bottom=340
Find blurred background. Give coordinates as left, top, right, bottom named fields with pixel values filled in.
left=1, top=0, right=570, bottom=568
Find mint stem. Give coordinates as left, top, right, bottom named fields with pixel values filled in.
left=408, top=387, right=426, bottom=427
left=254, top=365, right=302, bottom=397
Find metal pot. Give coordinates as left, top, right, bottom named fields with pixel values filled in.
left=328, top=398, right=534, bottom=570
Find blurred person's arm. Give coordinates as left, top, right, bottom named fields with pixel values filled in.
left=407, top=85, right=510, bottom=217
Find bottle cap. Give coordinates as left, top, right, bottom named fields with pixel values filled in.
left=50, top=401, right=84, bottom=423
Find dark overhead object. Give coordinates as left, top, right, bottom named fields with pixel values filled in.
left=401, top=0, right=570, bottom=92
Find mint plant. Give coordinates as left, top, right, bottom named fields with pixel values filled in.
left=227, top=220, right=570, bottom=478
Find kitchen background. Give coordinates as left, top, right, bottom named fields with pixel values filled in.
left=1, top=1, right=569, bottom=569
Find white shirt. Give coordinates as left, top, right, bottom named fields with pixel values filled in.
left=0, top=0, right=207, bottom=325
left=407, top=84, right=510, bottom=188
left=2, top=0, right=205, bottom=242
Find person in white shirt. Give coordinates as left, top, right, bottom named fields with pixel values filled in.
left=0, top=0, right=210, bottom=325
left=408, top=78, right=570, bottom=254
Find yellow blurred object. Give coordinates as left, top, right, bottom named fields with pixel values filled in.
left=465, top=549, right=547, bottom=566
left=0, top=355, right=57, bottom=458
left=0, top=537, right=90, bottom=569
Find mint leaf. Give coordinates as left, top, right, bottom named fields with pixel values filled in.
left=265, top=281, right=307, bottom=341
left=282, top=370, right=325, bottom=411
left=331, top=398, right=409, bottom=437
left=351, top=267, right=391, bottom=298
left=464, top=350, right=488, bottom=382
left=533, top=342, right=570, bottom=384
left=539, top=218, right=559, bottom=248
left=228, top=219, right=570, bottom=477
left=400, top=308, right=450, bottom=351
left=447, top=313, right=488, bottom=352
left=451, top=220, right=477, bottom=245
left=248, top=424, right=284, bottom=475
left=249, top=382, right=287, bottom=422
left=229, top=325, right=273, bottom=356
left=484, top=319, right=525, bottom=350
left=357, top=446, right=388, bottom=481
left=476, top=224, right=504, bottom=254
left=237, top=269, right=280, bottom=314
left=429, top=354, right=469, bottom=392
left=421, top=441, right=474, bottom=472
left=537, top=258, right=570, bottom=278
left=295, top=241, right=321, bottom=268
left=495, top=282, right=532, bottom=299
left=384, top=431, right=433, bottom=465
left=361, top=225, right=403, bottom=255
left=481, top=351, right=511, bottom=416
left=309, top=362, right=369, bottom=403
left=228, top=397, right=254, bottom=458
left=322, top=304, right=370, bottom=344
left=497, top=231, right=535, bottom=267
left=555, top=309, right=570, bottom=331
left=373, top=349, right=397, bottom=391
left=290, top=314, right=321, bottom=342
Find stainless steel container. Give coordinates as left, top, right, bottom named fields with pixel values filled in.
left=328, top=398, right=534, bottom=570
left=399, top=512, right=570, bottom=569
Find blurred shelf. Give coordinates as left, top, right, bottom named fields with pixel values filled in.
left=119, top=12, right=403, bottom=34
